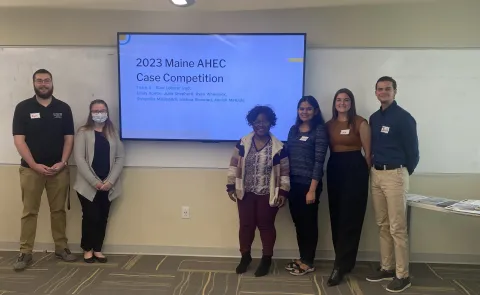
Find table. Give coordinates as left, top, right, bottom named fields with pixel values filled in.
left=406, top=194, right=480, bottom=250
left=406, top=194, right=480, bottom=219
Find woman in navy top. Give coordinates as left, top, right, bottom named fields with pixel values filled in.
left=285, top=96, right=329, bottom=276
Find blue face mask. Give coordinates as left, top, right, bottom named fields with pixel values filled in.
left=92, top=113, right=108, bottom=123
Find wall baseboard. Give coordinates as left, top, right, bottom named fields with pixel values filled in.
left=1, top=241, right=479, bottom=265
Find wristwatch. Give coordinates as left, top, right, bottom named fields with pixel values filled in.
left=63, top=161, right=68, bottom=167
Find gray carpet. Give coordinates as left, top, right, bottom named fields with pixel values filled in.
left=0, top=251, right=478, bottom=294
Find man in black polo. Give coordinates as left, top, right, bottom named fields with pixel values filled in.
left=12, top=69, right=77, bottom=271
left=366, top=76, right=419, bottom=293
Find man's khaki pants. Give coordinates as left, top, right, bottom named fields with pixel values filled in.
left=370, top=167, right=410, bottom=278
left=19, top=166, right=70, bottom=254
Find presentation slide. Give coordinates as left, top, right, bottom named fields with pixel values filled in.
left=117, top=33, right=306, bottom=141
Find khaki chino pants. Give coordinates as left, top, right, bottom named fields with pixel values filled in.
left=19, top=166, right=70, bottom=254
left=370, top=167, right=410, bottom=278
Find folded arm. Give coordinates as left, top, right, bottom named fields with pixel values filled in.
left=105, top=136, right=126, bottom=185
left=226, top=141, right=241, bottom=192
left=278, top=147, right=290, bottom=197
left=73, top=130, right=101, bottom=186
left=311, top=125, right=329, bottom=191
left=401, top=115, right=420, bottom=175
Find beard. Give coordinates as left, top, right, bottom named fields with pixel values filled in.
left=34, top=85, right=54, bottom=99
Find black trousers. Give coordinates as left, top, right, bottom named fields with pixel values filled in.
left=327, top=150, right=369, bottom=272
left=288, top=182, right=321, bottom=265
left=77, top=191, right=111, bottom=252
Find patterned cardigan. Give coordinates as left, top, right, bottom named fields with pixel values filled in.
left=226, top=132, right=290, bottom=206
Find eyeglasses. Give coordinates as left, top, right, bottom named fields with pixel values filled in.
left=91, top=110, right=107, bottom=114
left=252, top=120, right=270, bottom=127
left=34, top=79, right=52, bottom=84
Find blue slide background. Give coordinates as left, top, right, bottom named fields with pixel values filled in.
left=118, top=34, right=306, bottom=141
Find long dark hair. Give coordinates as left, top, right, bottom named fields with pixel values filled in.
left=295, top=95, right=325, bottom=132
left=80, top=99, right=117, bottom=139
left=332, top=88, right=358, bottom=129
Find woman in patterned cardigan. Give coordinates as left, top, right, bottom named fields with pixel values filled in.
left=226, top=105, right=290, bottom=277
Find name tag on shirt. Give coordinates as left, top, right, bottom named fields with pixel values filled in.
left=299, top=136, right=309, bottom=141
left=30, top=113, right=40, bottom=119
left=381, top=126, right=390, bottom=134
left=340, top=129, right=350, bottom=135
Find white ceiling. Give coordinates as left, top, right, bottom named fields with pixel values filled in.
left=0, top=0, right=441, bottom=12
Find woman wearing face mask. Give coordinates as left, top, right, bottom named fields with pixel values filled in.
left=285, top=96, right=328, bottom=276
left=325, top=88, right=370, bottom=286
left=73, top=99, right=125, bottom=263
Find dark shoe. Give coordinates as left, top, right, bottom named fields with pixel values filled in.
left=83, top=251, right=94, bottom=263
left=254, top=256, right=272, bottom=277
left=13, top=253, right=33, bottom=271
left=366, top=268, right=395, bottom=282
left=236, top=252, right=252, bottom=274
left=55, top=248, right=77, bottom=262
left=94, top=255, right=108, bottom=263
left=327, top=268, right=344, bottom=286
left=386, top=277, right=411, bottom=293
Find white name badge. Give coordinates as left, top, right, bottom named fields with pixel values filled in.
left=340, top=129, right=350, bottom=135
left=30, top=113, right=40, bottom=119
left=381, top=126, right=390, bottom=134
left=299, top=136, right=309, bottom=141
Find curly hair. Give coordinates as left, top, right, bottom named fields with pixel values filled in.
left=246, top=105, right=277, bottom=127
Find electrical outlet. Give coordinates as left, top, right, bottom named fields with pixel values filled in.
left=181, top=206, right=190, bottom=219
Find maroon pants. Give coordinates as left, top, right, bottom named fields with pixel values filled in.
left=237, top=193, right=279, bottom=256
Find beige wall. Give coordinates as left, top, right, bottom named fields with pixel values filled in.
left=1, top=1, right=479, bottom=263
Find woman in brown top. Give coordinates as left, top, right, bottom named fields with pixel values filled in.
left=325, top=88, right=371, bottom=286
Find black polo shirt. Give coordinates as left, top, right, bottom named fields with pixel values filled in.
left=12, top=96, right=74, bottom=168
left=369, top=100, right=419, bottom=175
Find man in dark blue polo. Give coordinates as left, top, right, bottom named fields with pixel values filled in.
left=366, top=76, right=419, bottom=293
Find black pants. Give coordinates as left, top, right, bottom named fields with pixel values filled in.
left=77, top=191, right=111, bottom=252
left=288, top=182, right=321, bottom=265
left=327, top=150, right=369, bottom=272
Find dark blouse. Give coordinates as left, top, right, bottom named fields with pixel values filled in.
left=91, top=131, right=110, bottom=181
left=287, top=124, right=329, bottom=185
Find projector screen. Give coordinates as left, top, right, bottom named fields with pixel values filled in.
left=117, top=33, right=306, bottom=142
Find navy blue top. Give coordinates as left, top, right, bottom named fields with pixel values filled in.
left=369, top=101, right=419, bottom=175
left=287, top=124, right=329, bottom=185
left=92, top=131, right=110, bottom=181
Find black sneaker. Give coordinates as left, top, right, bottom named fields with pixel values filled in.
left=386, top=277, right=411, bottom=293
left=366, top=268, right=395, bottom=282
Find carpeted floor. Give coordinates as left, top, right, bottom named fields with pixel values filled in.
left=0, top=251, right=478, bottom=294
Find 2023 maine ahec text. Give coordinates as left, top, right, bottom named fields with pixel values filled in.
left=135, top=58, right=227, bottom=68
left=134, top=58, right=227, bottom=83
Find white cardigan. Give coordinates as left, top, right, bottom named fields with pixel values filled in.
left=73, top=128, right=125, bottom=202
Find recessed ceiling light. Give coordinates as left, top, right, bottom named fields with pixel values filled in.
left=170, top=0, right=195, bottom=7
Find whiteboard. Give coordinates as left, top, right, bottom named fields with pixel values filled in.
left=306, top=48, right=480, bottom=174
left=0, top=46, right=479, bottom=173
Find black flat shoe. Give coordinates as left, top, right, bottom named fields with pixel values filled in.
left=93, top=255, right=107, bottom=263
left=254, top=256, right=272, bottom=277
left=327, top=268, right=344, bottom=286
left=236, top=252, right=252, bottom=274
left=84, top=256, right=95, bottom=263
